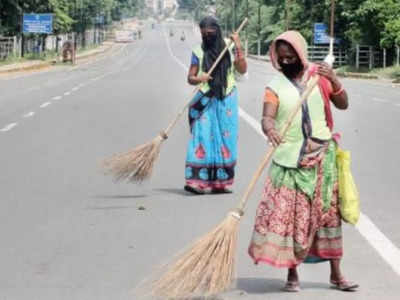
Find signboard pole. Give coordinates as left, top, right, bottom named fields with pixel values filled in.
left=73, top=32, right=77, bottom=65
left=21, top=14, right=25, bottom=58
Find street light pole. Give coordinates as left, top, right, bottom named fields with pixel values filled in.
left=285, top=0, right=290, bottom=30
left=257, top=1, right=261, bottom=58
left=245, top=0, right=249, bottom=57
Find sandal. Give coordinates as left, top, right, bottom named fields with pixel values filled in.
left=283, top=281, right=300, bottom=292
left=330, top=278, right=359, bottom=291
left=184, top=185, right=206, bottom=195
left=211, top=187, right=233, bottom=194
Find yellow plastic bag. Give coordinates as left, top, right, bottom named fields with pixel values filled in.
left=336, top=147, right=360, bottom=225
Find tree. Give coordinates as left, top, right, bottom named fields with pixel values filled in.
left=347, top=0, right=400, bottom=48
left=0, top=0, right=144, bottom=37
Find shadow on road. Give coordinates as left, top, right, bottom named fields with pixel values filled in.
left=235, top=277, right=329, bottom=294
left=154, top=188, right=201, bottom=196
left=86, top=205, right=134, bottom=210
left=93, top=194, right=148, bottom=199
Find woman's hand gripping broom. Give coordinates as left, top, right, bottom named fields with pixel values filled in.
left=102, top=18, right=249, bottom=183
left=150, top=74, right=321, bottom=299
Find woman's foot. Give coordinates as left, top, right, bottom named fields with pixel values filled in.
left=184, top=185, right=206, bottom=195
left=283, top=267, right=300, bottom=292
left=283, top=280, right=300, bottom=292
left=330, top=277, right=359, bottom=291
left=329, top=259, right=358, bottom=291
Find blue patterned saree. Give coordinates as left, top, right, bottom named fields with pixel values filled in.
left=185, top=88, right=239, bottom=191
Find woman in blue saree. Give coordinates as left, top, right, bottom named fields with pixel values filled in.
left=185, top=17, right=247, bottom=194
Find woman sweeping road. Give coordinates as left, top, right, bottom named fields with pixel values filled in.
left=184, top=16, right=247, bottom=195
left=248, top=31, right=359, bottom=292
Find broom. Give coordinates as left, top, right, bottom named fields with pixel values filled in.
left=150, top=74, right=321, bottom=299
left=102, top=18, right=249, bottom=183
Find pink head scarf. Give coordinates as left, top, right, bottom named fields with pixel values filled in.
left=269, top=30, right=309, bottom=71
left=269, top=30, right=337, bottom=133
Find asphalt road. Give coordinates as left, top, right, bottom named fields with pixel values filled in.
left=0, top=21, right=399, bottom=300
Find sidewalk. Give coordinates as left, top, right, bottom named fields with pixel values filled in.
left=0, top=42, right=115, bottom=74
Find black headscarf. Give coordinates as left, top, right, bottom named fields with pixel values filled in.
left=199, top=16, right=232, bottom=100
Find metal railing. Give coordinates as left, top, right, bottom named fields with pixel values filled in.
left=0, top=29, right=108, bottom=61
left=308, top=45, right=347, bottom=66
left=0, top=37, right=17, bottom=59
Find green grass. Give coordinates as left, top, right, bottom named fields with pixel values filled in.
left=0, top=43, right=102, bottom=67
left=77, top=44, right=100, bottom=54
left=24, top=50, right=58, bottom=61
left=335, top=65, right=371, bottom=73
left=371, top=66, right=400, bottom=80
left=0, top=54, right=28, bottom=66
left=0, top=50, right=58, bottom=66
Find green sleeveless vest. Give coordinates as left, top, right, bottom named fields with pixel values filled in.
left=268, top=73, right=332, bottom=168
left=192, top=39, right=236, bottom=96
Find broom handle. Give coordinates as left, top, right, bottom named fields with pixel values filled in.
left=236, top=75, right=320, bottom=214
left=163, top=18, right=249, bottom=137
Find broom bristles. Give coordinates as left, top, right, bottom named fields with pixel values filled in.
left=150, top=213, right=241, bottom=299
left=102, top=135, right=163, bottom=183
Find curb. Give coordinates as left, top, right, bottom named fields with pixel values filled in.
left=336, top=72, right=379, bottom=80
left=75, top=43, right=114, bottom=61
left=0, top=61, right=54, bottom=74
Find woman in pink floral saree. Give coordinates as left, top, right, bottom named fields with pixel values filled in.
left=248, top=31, right=358, bottom=292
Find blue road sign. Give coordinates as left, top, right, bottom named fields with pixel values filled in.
left=314, top=23, right=330, bottom=44
left=23, top=14, right=53, bottom=34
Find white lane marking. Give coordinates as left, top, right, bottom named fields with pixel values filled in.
left=0, top=123, right=18, bottom=132
left=52, top=96, right=62, bottom=101
left=373, top=97, right=389, bottom=103
left=238, top=108, right=265, bottom=139
left=164, top=30, right=400, bottom=277
left=91, top=76, right=103, bottom=81
left=395, top=103, right=400, bottom=107
left=163, top=26, right=189, bottom=70
left=64, top=92, right=71, bottom=96
left=356, top=214, right=400, bottom=276
left=40, top=102, right=52, bottom=108
left=72, top=86, right=79, bottom=91
left=23, top=112, right=35, bottom=118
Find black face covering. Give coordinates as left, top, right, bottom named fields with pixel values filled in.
left=280, top=61, right=303, bottom=79
left=199, top=16, right=231, bottom=100
left=202, top=32, right=217, bottom=48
